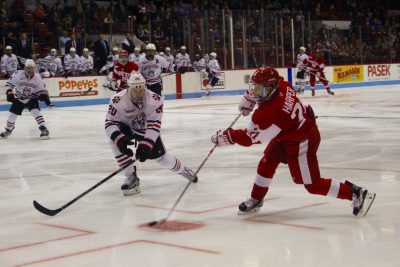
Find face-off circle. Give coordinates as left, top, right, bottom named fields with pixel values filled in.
left=139, top=220, right=205, bottom=232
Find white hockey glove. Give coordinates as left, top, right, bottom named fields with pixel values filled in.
left=211, top=129, right=235, bottom=146
left=238, top=90, right=256, bottom=116
left=108, top=79, right=118, bottom=91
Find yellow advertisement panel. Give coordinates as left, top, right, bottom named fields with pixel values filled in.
left=333, top=65, right=364, bottom=83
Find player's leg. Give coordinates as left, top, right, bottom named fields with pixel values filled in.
left=147, top=83, right=162, bottom=95
left=28, top=100, right=49, bottom=139
left=296, top=70, right=305, bottom=93
left=111, top=123, right=139, bottom=195
left=320, top=72, right=334, bottom=95
left=238, top=143, right=282, bottom=215
left=286, top=127, right=375, bottom=216
left=310, top=72, right=316, bottom=96
left=0, top=101, right=24, bottom=138
left=150, top=136, right=198, bottom=183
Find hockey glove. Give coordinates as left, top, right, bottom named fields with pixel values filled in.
left=111, top=131, right=134, bottom=156
left=178, top=66, right=187, bottom=74
left=6, top=89, right=15, bottom=103
left=136, top=139, right=154, bottom=162
left=211, top=128, right=235, bottom=146
left=38, top=94, right=52, bottom=106
left=238, top=90, right=256, bottom=116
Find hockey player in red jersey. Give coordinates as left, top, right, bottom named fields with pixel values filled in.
left=109, top=50, right=139, bottom=92
left=211, top=66, right=375, bottom=217
left=303, top=49, right=334, bottom=96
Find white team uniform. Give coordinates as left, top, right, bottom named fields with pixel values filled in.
left=6, top=71, right=47, bottom=104
left=44, top=56, right=63, bottom=75
left=174, top=53, right=191, bottom=68
left=105, top=89, right=162, bottom=143
left=64, top=54, right=81, bottom=72
left=128, top=53, right=143, bottom=64
left=296, top=53, right=308, bottom=92
left=1, top=54, right=19, bottom=76
left=195, top=58, right=208, bottom=72
left=139, top=55, right=173, bottom=86
left=207, top=59, right=221, bottom=78
left=296, top=53, right=308, bottom=71
left=164, top=54, right=174, bottom=66
left=80, top=55, right=94, bottom=72
left=100, top=54, right=119, bottom=73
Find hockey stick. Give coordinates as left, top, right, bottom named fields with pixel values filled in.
left=147, top=113, right=242, bottom=227
left=81, top=87, right=93, bottom=96
left=33, top=163, right=132, bottom=216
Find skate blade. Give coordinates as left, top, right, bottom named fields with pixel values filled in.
left=40, top=136, right=50, bottom=140
left=123, top=187, right=141, bottom=196
left=237, top=206, right=261, bottom=215
left=358, top=192, right=376, bottom=217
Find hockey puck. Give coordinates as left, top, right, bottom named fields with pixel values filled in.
left=139, top=220, right=205, bottom=232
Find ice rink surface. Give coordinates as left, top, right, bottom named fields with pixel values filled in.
left=0, top=85, right=399, bottom=267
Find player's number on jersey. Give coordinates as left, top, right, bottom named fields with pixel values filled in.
left=290, top=102, right=305, bottom=123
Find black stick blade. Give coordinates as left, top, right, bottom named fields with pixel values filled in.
left=33, top=200, right=62, bottom=216
left=147, top=219, right=166, bottom=227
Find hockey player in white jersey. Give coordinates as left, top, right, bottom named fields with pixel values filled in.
left=105, top=72, right=198, bottom=195
left=44, top=49, right=64, bottom=77
left=203, top=52, right=221, bottom=98
left=138, top=43, right=173, bottom=95
left=164, top=47, right=175, bottom=66
left=80, top=48, right=94, bottom=75
left=128, top=47, right=142, bottom=64
left=0, top=60, right=50, bottom=139
left=194, top=53, right=209, bottom=72
left=1, top=46, right=19, bottom=78
left=174, top=45, right=191, bottom=73
left=295, top=46, right=308, bottom=93
left=63, top=48, right=81, bottom=76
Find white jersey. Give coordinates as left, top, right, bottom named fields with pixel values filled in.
left=207, top=59, right=221, bottom=78
left=1, top=54, right=18, bottom=76
left=164, top=54, right=174, bottom=66
left=100, top=54, right=119, bottom=73
left=139, top=55, right=173, bottom=86
left=6, top=71, right=48, bottom=104
left=128, top=53, right=143, bottom=64
left=80, top=55, right=94, bottom=72
left=174, top=52, right=191, bottom=67
left=296, top=53, right=308, bottom=71
left=105, top=89, right=163, bottom=143
left=64, top=54, right=81, bottom=71
left=194, top=58, right=208, bottom=72
left=44, top=56, right=63, bottom=75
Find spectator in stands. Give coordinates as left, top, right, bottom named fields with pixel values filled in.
left=1, top=46, right=18, bottom=78
left=122, top=33, right=135, bottom=53
left=93, top=35, right=110, bottom=71
left=5, top=32, right=17, bottom=49
left=59, top=30, right=70, bottom=56
left=16, top=33, right=32, bottom=59
left=65, top=33, right=84, bottom=56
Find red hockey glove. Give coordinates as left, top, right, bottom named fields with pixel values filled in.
left=238, top=90, right=256, bottom=116
left=211, top=128, right=235, bottom=146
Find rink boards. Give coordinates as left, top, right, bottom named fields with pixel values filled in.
left=1, top=63, right=400, bottom=110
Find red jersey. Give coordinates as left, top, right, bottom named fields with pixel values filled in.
left=303, top=55, right=325, bottom=73
left=112, top=61, right=139, bottom=90
left=231, top=79, right=317, bottom=147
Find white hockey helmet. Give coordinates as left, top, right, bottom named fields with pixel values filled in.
left=25, top=59, right=36, bottom=76
left=180, top=45, right=186, bottom=50
left=69, top=47, right=76, bottom=54
left=127, top=72, right=146, bottom=103
left=210, top=52, right=217, bottom=58
left=146, top=43, right=156, bottom=51
left=112, top=47, right=119, bottom=52
left=50, top=48, right=57, bottom=57
left=165, top=47, right=171, bottom=52
left=134, top=47, right=141, bottom=52
left=299, top=46, right=306, bottom=53
left=6, top=45, right=12, bottom=50
left=83, top=48, right=89, bottom=56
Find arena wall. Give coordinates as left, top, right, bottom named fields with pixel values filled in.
left=1, top=64, right=400, bottom=111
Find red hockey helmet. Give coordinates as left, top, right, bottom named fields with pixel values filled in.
left=250, top=66, right=280, bottom=102
left=119, top=49, right=129, bottom=65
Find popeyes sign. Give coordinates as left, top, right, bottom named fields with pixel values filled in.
left=57, top=77, right=99, bottom=97
left=365, top=64, right=391, bottom=81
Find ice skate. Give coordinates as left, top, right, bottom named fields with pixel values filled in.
left=238, top=198, right=263, bottom=215
left=0, top=128, right=12, bottom=139
left=121, top=172, right=140, bottom=196
left=180, top=167, right=198, bottom=183
left=201, top=89, right=211, bottom=99
left=352, top=185, right=376, bottom=217
left=311, top=89, right=315, bottom=96
left=39, top=126, right=50, bottom=140
left=327, top=89, right=334, bottom=95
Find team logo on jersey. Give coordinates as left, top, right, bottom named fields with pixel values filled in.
left=22, top=87, right=32, bottom=96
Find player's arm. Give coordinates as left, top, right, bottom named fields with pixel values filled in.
left=5, top=73, right=17, bottom=102
left=238, top=89, right=257, bottom=116
left=1, top=57, right=6, bottom=76
left=105, top=97, right=134, bottom=155
left=135, top=94, right=163, bottom=162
